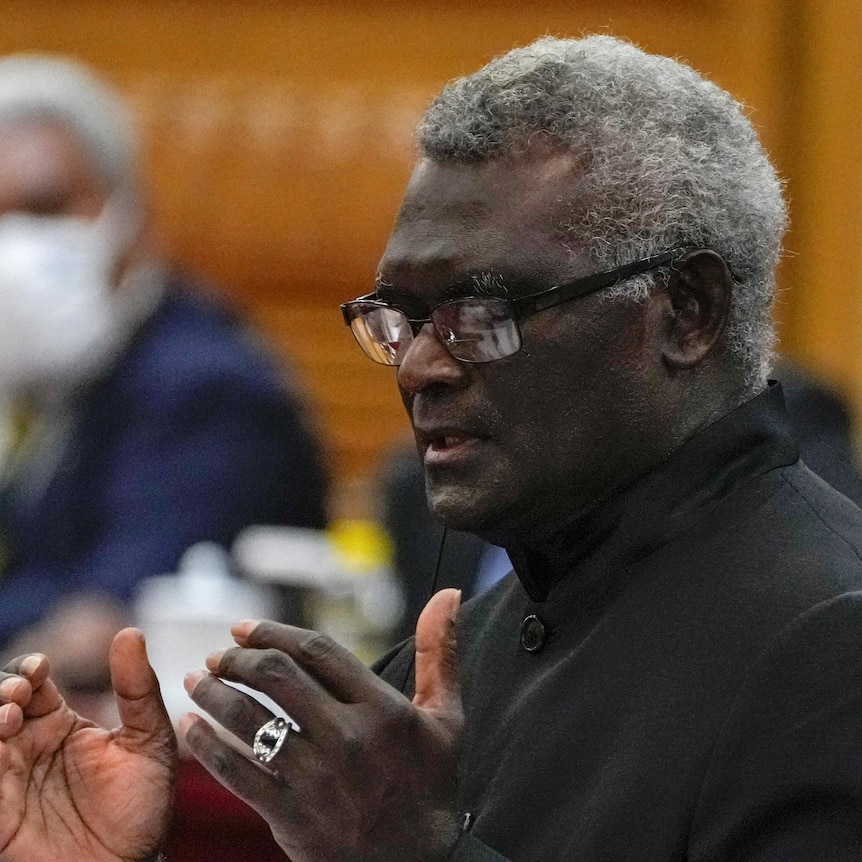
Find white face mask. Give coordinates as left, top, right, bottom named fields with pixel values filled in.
left=0, top=205, right=128, bottom=396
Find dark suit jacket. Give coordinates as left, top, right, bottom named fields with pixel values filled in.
left=0, top=275, right=328, bottom=647
left=378, top=385, right=862, bottom=860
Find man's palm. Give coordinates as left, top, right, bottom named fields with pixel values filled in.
left=0, top=629, right=176, bottom=862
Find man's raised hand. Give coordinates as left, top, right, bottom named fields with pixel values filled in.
left=0, top=628, right=176, bottom=862
left=182, top=588, right=464, bottom=862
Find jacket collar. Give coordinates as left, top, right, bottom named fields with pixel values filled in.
left=505, top=382, right=799, bottom=603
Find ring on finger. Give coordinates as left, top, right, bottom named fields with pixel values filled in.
left=253, top=716, right=294, bottom=763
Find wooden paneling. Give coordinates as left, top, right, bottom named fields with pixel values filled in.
left=0, top=0, right=858, bottom=496
left=775, top=0, right=862, bottom=408
left=0, top=0, right=789, bottom=307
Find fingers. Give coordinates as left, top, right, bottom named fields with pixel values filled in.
left=2, top=652, right=48, bottom=683
left=203, top=597, right=463, bottom=746
left=232, top=619, right=394, bottom=704
left=0, top=702, right=23, bottom=738
left=202, top=644, right=331, bottom=737
left=0, top=674, right=31, bottom=709
left=179, top=712, right=282, bottom=815
left=181, top=679, right=311, bottom=782
left=0, top=653, right=62, bottom=737
left=110, top=629, right=177, bottom=757
left=184, top=670, right=278, bottom=745
left=0, top=668, right=34, bottom=736
left=413, top=589, right=462, bottom=720
left=1, top=654, right=62, bottom=718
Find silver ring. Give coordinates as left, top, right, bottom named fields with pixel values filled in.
left=253, top=716, right=292, bottom=763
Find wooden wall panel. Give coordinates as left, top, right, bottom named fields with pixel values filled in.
left=0, top=0, right=858, bottom=501
left=0, top=0, right=790, bottom=304
left=776, top=0, right=862, bottom=408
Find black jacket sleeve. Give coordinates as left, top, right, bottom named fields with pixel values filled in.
left=689, top=591, right=862, bottom=859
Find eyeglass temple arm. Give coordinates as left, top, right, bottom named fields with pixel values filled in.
left=512, top=247, right=692, bottom=315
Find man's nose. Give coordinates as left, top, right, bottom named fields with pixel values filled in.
left=397, top=322, right=468, bottom=395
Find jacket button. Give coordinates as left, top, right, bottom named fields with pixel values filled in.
left=520, top=614, right=546, bottom=652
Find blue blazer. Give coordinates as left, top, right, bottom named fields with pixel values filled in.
left=0, top=277, right=328, bottom=646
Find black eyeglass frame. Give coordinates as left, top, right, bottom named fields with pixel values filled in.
left=341, top=245, right=696, bottom=364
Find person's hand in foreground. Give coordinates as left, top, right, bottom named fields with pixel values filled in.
left=0, top=628, right=177, bottom=862
left=182, top=587, right=464, bottom=862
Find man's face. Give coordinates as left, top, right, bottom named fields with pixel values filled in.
left=0, top=119, right=107, bottom=219
left=377, top=152, right=674, bottom=542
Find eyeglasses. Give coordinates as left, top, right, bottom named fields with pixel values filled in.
left=341, top=246, right=692, bottom=366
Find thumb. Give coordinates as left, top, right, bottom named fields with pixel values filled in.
left=110, top=628, right=176, bottom=755
left=412, top=588, right=461, bottom=718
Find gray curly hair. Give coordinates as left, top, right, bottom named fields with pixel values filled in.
left=0, top=54, right=139, bottom=200
left=417, top=35, right=787, bottom=388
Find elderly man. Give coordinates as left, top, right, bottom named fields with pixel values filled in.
left=3, top=35, right=862, bottom=862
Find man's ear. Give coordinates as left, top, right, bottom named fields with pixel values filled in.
left=661, top=249, right=733, bottom=370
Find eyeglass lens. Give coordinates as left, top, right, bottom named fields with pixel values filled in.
left=349, top=297, right=522, bottom=366
left=433, top=298, right=521, bottom=362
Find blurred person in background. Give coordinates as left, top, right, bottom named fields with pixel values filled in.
left=0, top=55, right=329, bottom=698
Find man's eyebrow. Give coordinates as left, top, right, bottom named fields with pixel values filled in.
left=373, top=278, right=422, bottom=308
left=375, top=271, right=511, bottom=303
left=440, top=271, right=536, bottom=301
left=468, top=271, right=508, bottom=297
left=438, top=275, right=497, bottom=300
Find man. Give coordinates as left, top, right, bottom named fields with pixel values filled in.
left=0, top=55, right=328, bottom=685
left=3, top=34, right=862, bottom=862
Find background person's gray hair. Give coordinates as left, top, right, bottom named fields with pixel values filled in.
left=0, top=54, right=139, bottom=200
left=417, top=35, right=788, bottom=389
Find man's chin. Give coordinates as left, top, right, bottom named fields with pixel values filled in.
left=426, top=487, right=508, bottom=537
